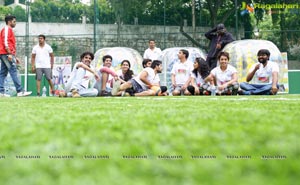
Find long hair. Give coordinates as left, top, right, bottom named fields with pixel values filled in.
left=121, top=60, right=134, bottom=81
left=193, top=57, right=210, bottom=79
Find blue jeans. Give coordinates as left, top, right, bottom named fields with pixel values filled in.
left=0, top=55, right=23, bottom=93
left=240, top=82, right=277, bottom=95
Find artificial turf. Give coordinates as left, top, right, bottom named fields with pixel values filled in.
left=0, top=95, right=299, bottom=185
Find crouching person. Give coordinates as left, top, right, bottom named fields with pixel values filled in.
left=205, top=51, right=239, bottom=95
left=111, top=60, right=165, bottom=96
left=59, top=52, right=99, bottom=98
left=187, top=57, right=211, bottom=95
left=239, top=49, right=279, bottom=95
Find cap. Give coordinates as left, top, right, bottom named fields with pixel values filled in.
left=217, top=23, right=225, bottom=31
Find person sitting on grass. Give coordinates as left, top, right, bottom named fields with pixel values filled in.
left=94, top=55, right=118, bottom=96
left=142, top=58, right=152, bottom=68
left=187, top=57, right=211, bottom=95
left=205, top=51, right=239, bottom=95
left=111, top=60, right=166, bottom=96
left=171, top=49, right=193, bottom=96
left=239, top=49, right=279, bottom=95
left=59, top=52, right=99, bottom=98
left=114, top=60, right=134, bottom=96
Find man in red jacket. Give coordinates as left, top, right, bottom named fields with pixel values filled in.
left=0, top=15, right=32, bottom=97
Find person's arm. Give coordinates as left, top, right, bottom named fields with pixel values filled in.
left=204, top=73, right=215, bottom=85
left=171, top=74, right=176, bottom=88
left=271, top=71, right=279, bottom=94
left=205, top=27, right=217, bottom=40
left=219, top=72, right=238, bottom=91
left=31, top=53, right=36, bottom=73
left=246, top=64, right=260, bottom=82
left=77, top=63, right=100, bottom=81
left=182, top=76, right=191, bottom=90
left=139, top=71, right=152, bottom=88
left=219, top=33, right=235, bottom=47
left=4, top=28, right=13, bottom=61
left=100, top=67, right=117, bottom=77
left=50, top=53, right=54, bottom=70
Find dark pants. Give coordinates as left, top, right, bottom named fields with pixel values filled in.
left=206, top=57, right=217, bottom=70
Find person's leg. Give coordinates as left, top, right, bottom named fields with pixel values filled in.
left=36, top=68, right=43, bottom=95
left=44, top=68, right=55, bottom=95
left=101, top=72, right=109, bottom=92
left=36, top=80, right=41, bottom=95
left=8, top=57, right=23, bottom=93
left=209, top=58, right=218, bottom=70
left=229, top=82, right=239, bottom=95
left=251, top=84, right=272, bottom=95
left=239, top=82, right=256, bottom=95
left=187, top=85, right=195, bottom=95
left=0, top=55, right=9, bottom=94
left=79, top=88, right=98, bottom=97
left=135, top=90, right=155, bottom=96
left=172, top=86, right=182, bottom=96
left=70, top=68, right=85, bottom=91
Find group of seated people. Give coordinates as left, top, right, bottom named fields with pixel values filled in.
left=59, top=48, right=280, bottom=97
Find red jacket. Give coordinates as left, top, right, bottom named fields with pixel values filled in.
left=0, top=26, right=16, bottom=55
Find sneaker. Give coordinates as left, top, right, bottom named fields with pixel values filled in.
left=71, top=89, right=81, bottom=98
left=111, top=80, right=121, bottom=96
left=0, top=93, right=11, bottom=97
left=17, top=91, right=32, bottom=97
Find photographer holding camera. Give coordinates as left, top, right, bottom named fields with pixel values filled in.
left=205, top=23, right=234, bottom=70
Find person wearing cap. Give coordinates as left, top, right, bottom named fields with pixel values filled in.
left=205, top=23, right=234, bottom=70
left=239, top=49, right=279, bottom=95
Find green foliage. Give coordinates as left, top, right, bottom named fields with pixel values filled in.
left=0, top=96, right=299, bottom=185
left=12, top=5, right=26, bottom=21
left=0, top=5, right=12, bottom=20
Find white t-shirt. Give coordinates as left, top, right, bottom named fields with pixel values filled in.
left=65, top=62, right=94, bottom=92
left=211, top=64, right=237, bottom=86
left=190, top=71, right=205, bottom=87
left=249, top=61, right=279, bottom=84
left=32, top=43, right=53, bottom=68
left=143, top=47, right=162, bottom=60
left=116, top=70, right=124, bottom=80
left=171, top=61, right=194, bottom=85
left=134, top=67, right=157, bottom=89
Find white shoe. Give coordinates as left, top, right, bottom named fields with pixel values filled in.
left=111, top=80, right=121, bottom=96
left=0, top=93, right=11, bottom=97
left=17, top=91, right=32, bottom=97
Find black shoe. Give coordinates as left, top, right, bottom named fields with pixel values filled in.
left=101, top=90, right=112, bottom=96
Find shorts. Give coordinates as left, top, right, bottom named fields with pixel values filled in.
left=130, top=79, right=145, bottom=93
left=36, top=68, right=52, bottom=81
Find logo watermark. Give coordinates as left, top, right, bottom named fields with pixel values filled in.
left=240, top=1, right=300, bottom=15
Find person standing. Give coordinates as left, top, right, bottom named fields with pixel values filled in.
left=0, top=15, right=32, bottom=97
left=31, top=34, right=55, bottom=96
left=205, top=23, right=234, bottom=70
left=143, top=39, right=162, bottom=61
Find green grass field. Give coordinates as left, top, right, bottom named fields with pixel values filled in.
left=0, top=95, right=299, bottom=185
